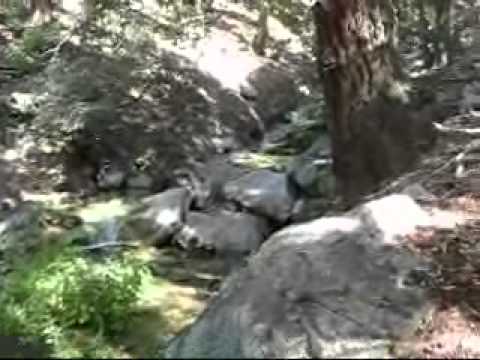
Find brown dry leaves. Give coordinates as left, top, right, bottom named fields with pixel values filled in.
left=404, top=195, right=480, bottom=358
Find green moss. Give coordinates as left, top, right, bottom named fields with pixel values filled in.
left=230, top=152, right=292, bottom=170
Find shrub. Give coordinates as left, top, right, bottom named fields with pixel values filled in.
left=6, top=24, right=61, bottom=74
left=0, top=245, right=148, bottom=357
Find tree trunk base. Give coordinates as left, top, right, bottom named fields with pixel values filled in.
left=332, top=98, right=436, bottom=206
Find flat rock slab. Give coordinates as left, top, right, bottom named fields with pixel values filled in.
left=165, top=195, right=433, bottom=359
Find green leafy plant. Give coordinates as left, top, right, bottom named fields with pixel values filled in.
left=6, top=25, right=61, bottom=73
left=0, top=244, right=149, bottom=357
left=5, top=45, right=37, bottom=73
left=2, top=0, right=30, bottom=28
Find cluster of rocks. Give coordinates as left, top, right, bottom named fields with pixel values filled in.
left=123, top=164, right=302, bottom=270
left=164, top=194, right=436, bottom=358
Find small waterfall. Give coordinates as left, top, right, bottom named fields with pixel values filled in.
left=82, top=218, right=122, bottom=254
left=97, top=218, right=121, bottom=245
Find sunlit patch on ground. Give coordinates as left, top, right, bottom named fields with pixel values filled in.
left=117, top=247, right=221, bottom=358
left=407, top=306, right=480, bottom=358
left=75, top=197, right=134, bottom=223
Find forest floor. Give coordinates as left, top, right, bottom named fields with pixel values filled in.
left=368, top=113, right=480, bottom=357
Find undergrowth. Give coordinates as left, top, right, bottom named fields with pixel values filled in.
left=0, top=244, right=150, bottom=358
left=5, top=23, right=62, bottom=74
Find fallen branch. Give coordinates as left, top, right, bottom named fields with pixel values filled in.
left=434, top=122, right=480, bottom=136
left=40, top=20, right=84, bottom=60
left=431, top=140, right=480, bottom=178
left=41, top=32, right=74, bottom=59
left=80, top=241, right=140, bottom=251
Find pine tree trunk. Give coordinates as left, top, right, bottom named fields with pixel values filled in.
left=30, top=0, right=53, bottom=25
left=83, top=0, right=95, bottom=22
left=252, top=0, right=269, bottom=56
left=312, top=0, right=436, bottom=206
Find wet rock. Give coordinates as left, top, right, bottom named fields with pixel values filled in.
left=223, top=170, right=297, bottom=223
left=165, top=194, right=432, bottom=359
left=125, top=188, right=192, bottom=247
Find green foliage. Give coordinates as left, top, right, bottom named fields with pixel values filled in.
left=2, top=0, right=30, bottom=28
left=6, top=25, right=61, bottom=74
left=268, top=0, right=311, bottom=36
left=0, top=244, right=149, bottom=357
left=5, top=45, right=37, bottom=73
left=22, top=27, right=54, bottom=53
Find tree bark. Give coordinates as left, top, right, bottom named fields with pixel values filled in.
left=312, top=0, right=436, bottom=206
left=252, top=0, right=270, bottom=56
left=29, top=0, right=54, bottom=25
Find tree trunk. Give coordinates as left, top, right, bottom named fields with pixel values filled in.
left=434, top=0, right=453, bottom=65
left=29, top=0, right=53, bottom=25
left=83, top=0, right=95, bottom=22
left=312, top=0, right=436, bottom=206
left=252, top=0, right=270, bottom=56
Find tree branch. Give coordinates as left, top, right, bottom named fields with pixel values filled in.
left=81, top=241, right=140, bottom=251
left=434, top=122, right=480, bottom=136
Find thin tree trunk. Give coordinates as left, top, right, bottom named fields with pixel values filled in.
left=434, top=0, right=453, bottom=65
left=83, top=0, right=95, bottom=22
left=252, top=0, right=269, bottom=56
left=312, top=0, right=436, bottom=206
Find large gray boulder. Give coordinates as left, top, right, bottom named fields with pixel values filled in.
left=174, top=210, right=271, bottom=256
left=178, top=158, right=249, bottom=211
left=124, top=188, right=192, bottom=247
left=12, top=49, right=267, bottom=195
left=165, top=195, right=433, bottom=359
left=223, top=170, right=297, bottom=223
left=241, top=64, right=302, bottom=129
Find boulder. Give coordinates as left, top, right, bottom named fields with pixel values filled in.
left=290, top=198, right=331, bottom=224
left=14, top=49, right=267, bottom=195
left=0, top=159, right=21, bottom=210
left=96, top=162, right=127, bottom=191
left=242, top=64, right=302, bottom=129
left=165, top=195, right=433, bottom=359
left=124, top=188, right=192, bottom=247
left=287, top=137, right=334, bottom=197
left=174, top=210, right=271, bottom=257
left=0, top=203, right=44, bottom=274
left=126, top=172, right=154, bottom=191
left=179, top=159, right=249, bottom=211
left=223, top=170, right=297, bottom=223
